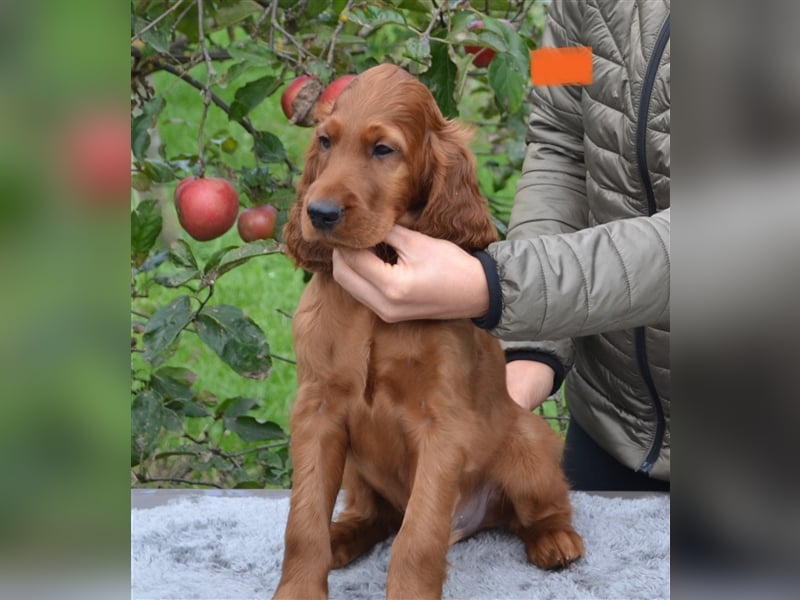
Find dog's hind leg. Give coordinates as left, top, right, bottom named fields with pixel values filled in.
left=330, top=462, right=403, bottom=568
left=493, top=417, right=585, bottom=570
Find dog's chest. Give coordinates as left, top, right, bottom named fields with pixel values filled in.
left=342, top=323, right=456, bottom=502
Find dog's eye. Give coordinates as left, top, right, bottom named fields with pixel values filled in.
left=318, top=135, right=331, bottom=150
left=372, top=144, right=394, bottom=157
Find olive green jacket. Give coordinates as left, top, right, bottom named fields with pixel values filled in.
left=478, top=0, right=670, bottom=479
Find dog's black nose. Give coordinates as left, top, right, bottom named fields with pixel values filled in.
left=307, top=201, right=343, bottom=230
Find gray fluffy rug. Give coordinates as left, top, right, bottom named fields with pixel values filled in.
left=131, top=492, right=669, bottom=599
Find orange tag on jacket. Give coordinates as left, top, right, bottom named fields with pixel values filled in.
left=530, top=47, right=593, bottom=86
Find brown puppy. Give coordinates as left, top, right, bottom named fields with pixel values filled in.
left=274, top=63, right=584, bottom=600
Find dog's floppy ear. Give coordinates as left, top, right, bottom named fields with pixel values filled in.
left=416, top=121, right=499, bottom=251
left=282, top=136, right=333, bottom=273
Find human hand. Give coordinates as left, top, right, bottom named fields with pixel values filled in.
left=505, top=360, right=556, bottom=411
left=331, top=225, right=489, bottom=322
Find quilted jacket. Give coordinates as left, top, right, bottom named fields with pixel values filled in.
left=475, top=0, right=670, bottom=479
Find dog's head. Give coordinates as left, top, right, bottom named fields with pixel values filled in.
left=283, top=63, right=498, bottom=273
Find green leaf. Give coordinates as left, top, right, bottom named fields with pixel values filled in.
left=131, top=96, right=165, bottom=161
left=154, top=268, right=201, bottom=288
left=216, top=396, right=260, bottom=419
left=142, top=296, right=194, bottom=366
left=233, top=480, right=264, bottom=489
left=332, top=34, right=366, bottom=45
left=421, top=40, right=458, bottom=118
left=226, top=416, right=286, bottom=442
left=396, top=0, right=429, bottom=12
left=268, top=188, right=297, bottom=211
left=168, top=239, right=199, bottom=270
left=131, top=199, right=163, bottom=266
left=488, top=53, right=527, bottom=114
left=154, top=240, right=201, bottom=288
left=226, top=42, right=274, bottom=68
left=151, top=369, right=210, bottom=418
left=345, top=6, right=407, bottom=28
left=223, top=60, right=252, bottom=88
left=201, top=239, right=282, bottom=289
left=306, top=0, right=329, bottom=19
left=201, top=244, right=238, bottom=276
left=253, top=131, right=288, bottom=164
left=172, top=398, right=210, bottom=418
left=229, top=75, right=280, bottom=122
left=213, top=0, right=262, bottom=29
left=142, top=158, right=176, bottom=183
left=132, top=15, right=171, bottom=54
left=131, top=390, right=164, bottom=466
left=162, top=407, right=183, bottom=432
left=405, top=35, right=431, bottom=64
left=155, top=366, right=197, bottom=387
left=195, top=304, right=272, bottom=379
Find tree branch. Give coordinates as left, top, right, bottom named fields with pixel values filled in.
left=230, top=440, right=289, bottom=458
left=323, top=0, right=354, bottom=68
left=132, top=0, right=188, bottom=44
left=422, top=1, right=447, bottom=37
left=271, top=353, right=296, bottom=365
left=196, top=0, right=216, bottom=177
left=270, top=20, right=316, bottom=62
left=135, top=474, right=223, bottom=488
left=132, top=47, right=297, bottom=174
left=153, top=60, right=259, bottom=138
left=185, top=432, right=243, bottom=470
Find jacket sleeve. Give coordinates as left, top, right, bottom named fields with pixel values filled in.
left=481, top=207, right=670, bottom=344
left=491, top=0, right=589, bottom=385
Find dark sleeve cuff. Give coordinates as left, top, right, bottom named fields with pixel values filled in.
left=470, top=250, right=502, bottom=330
left=505, top=350, right=566, bottom=397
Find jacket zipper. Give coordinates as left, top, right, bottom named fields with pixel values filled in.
left=634, top=15, right=670, bottom=474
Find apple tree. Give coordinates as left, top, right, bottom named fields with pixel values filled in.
left=130, top=0, right=554, bottom=488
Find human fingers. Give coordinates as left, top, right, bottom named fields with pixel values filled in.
left=332, top=248, right=396, bottom=316
left=334, top=246, right=394, bottom=286
left=381, top=224, right=417, bottom=248
left=380, top=225, right=433, bottom=263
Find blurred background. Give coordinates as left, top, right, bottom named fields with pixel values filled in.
left=672, top=1, right=800, bottom=597
left=0, top=0, right=129, bottom=597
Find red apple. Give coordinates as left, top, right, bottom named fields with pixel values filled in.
left=174, top=177, right=240, bottom=241
left=174, top=176, right=194, bottom=200
left=237, top=204, right=279, bottom=242
left=280, top=74, right=323, bottom=127
left=320, top=74, right=357, bottom=106
left=464, top=19, right=510, bottom=68
left=465, top=44, right=496, bottom=68
left=315, top=74, right=357, bottom=118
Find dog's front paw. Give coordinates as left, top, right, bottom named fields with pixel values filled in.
left=526, top=527, right=585, bottom=570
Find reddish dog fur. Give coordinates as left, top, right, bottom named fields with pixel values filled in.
left=274, top=64, right=584, bottom=600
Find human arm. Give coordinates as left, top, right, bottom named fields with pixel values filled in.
left=496, top=0, right=590, bottom=406
left=332, top=208, right=670, bottom=338
left=481, top=208, right=671, bottom=341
